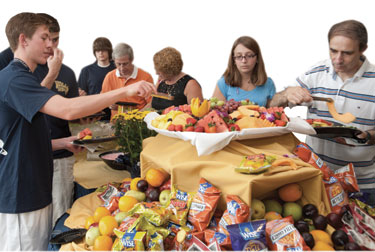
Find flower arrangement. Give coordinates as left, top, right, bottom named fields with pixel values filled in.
left=112, top=109, right=157, bottom=167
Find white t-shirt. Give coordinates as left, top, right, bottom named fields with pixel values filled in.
left=295, top=57, right=375, bottom=189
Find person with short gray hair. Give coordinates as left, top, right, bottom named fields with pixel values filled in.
left=101, top=42, right=154, bottom=118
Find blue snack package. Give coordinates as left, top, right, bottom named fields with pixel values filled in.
left=227, top=219, right=267, bottom=251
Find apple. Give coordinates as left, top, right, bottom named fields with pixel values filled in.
left=159, top=179, right=171, bottom=191
left=283, top=202, right=302, bottom=222
left=85, top=226, right=100, bottom=246
left=263, top=199, right=283, bottom=215
left=146, top=185, right=160, bottom=202
left=159, top=189, right=171, bottom=206
left=217, top=100, right=225, bottom=106
left=251, top=199, right=265, bottom=220
left=114, top=211, right=127, bottom=224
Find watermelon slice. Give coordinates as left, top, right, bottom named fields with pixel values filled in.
left=197, top=110, right=229, bottom=133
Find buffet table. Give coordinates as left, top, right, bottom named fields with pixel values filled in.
left=140, top=133, right=331, bottom=213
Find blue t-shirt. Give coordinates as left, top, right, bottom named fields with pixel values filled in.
left=78, top=61, right=116, bottom=95
left=217, top=76, right=276, bottom=107
left=0, top=60, right=56, bottom=213
left=35, top=64, right=79, bottom=159
left=0, top=47, right=13, bottom=71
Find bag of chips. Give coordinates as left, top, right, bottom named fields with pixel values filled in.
left=112, top=229, right=146, bottom=251
left=227, top=219, right=267, bottom=251
left=324, top=176, right=349, bottom=214
left=235, top=154, right=276, bottom=174
left=334, top=163, right=359, bottom=193
left=166, top=185, right=195, bottom=226
left=188, top=178, right=221, bottom=232
left=127, top=201, right=170, bottom=226
left=266, top=216, right=310, bottom=251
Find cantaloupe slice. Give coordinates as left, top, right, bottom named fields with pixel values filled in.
left=326, top=101, right=356, bottom=124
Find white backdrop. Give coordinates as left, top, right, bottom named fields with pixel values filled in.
left=1, top=0, right=374, bottom=140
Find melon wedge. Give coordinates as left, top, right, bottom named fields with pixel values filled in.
left=326, top=101, right=356, bottom=124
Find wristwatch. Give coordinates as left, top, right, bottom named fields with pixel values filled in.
left=357, top=131, right=371, bottom=144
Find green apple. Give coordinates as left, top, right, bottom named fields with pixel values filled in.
left=263, top=199, right=283, bottom=215
left=283, top=202, right=302, bottom=221
left=241, top=100, right=248, bottom=105
left=85, top=226, right=100, bottom=246
left=251, top=198, right=265, bottom=220
left=114, top=211, right=127, bottom=224
left=159, top=189, right=171, bottom=206
left=210, top=101, right=217, bottom=108
left=125, top=190, right=146, bottom=202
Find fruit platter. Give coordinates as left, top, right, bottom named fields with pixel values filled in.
left=145, top=98, right=315, bottom=156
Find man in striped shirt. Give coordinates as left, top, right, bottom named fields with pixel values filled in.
left=270, top=20, right=375, bottom=205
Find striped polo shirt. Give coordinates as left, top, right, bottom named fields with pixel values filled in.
left=294, top=57, right=375, bottom=189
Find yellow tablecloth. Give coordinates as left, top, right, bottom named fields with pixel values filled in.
left=73, top=150, right=131, bottom=189
left=141, top=133, right=331, bottom=213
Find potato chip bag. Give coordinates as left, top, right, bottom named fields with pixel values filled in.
left=324, top=176, right=349, bottom=214
left=227, top=219, right=267, bottom=251
left=334, top=163, right=360, bottom=193
left=266, top=216, right=310, bottom=251
left=235, top=154, right=276, bottom=174
left=130, top=216, right=170, bottom=239
left=166, top=185, right=194, bottom=226
left=218, top=195, right=250, bottom=236
left=294, top=143, right=333, bottom=180
left=113, top=229, right=146, bottom=251
left=127, top=201, right=170, bottom=226
left=147, top=231, right=164, bottom=251
left=188, top=178, right=221, bottom=232
left=204, top=229, right=231, bottom=250
left=117, top=216, right=139, bottom=232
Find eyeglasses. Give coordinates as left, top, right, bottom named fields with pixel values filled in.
left=233, top=54, right=257, bottom=61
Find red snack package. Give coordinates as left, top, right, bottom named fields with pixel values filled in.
left=349, top=201, right=375, bottom=240
left=117, top=215, right=139, bottom=232
left=333, top=163, right=360, bottom=193
left=204, top=229, right=232, bottom=250
left=188, top=178, right=221, bottom=232
left=105, top=196, right=119, bottom=213
left=294, top=143, right=333, bottom=180
left=324, top=176, right=349, bottom=214
left=266, top=216, right=310, bottom=251
left=218, top=195, right=250, bottom=236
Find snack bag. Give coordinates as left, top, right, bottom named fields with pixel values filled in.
left=147, top=231, right=164, bottom=251
left=204, top=229, right=231, bottom=250
left=130, top=216, right=170, bottom=239
left=334, top=163, right=360, bottom=193
left=113, top=229, right=146, bottom=251
left=188, top=178, right=221, bottom=232
left=294, top=143, right=333, bottom=180
left=117, top=216, right=139, bottom=232
left=324, top=176, right=349, bottom=214
left=127, top=201, right=170, bottom=226
left=351, top=198, right=375, bottom=218
left=218, top=195, right=250, bottom=236
left=166, top=185, right=194, bottom=226
left=349, top=201, right=375, bottom=240
left=227, top=220, right=267, bottom=251
left=266, top=216, right=310, bottom=251
left=235, top=154, right=276, bottom=174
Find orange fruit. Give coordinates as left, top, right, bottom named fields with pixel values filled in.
left=85, top=215, right=96, bottom=230
left=93, top=235, right=113, bottom=251
left=93, top=206, right=111, bottom=222
left=118, top=195, right=139, bottom=212
left=310, top=230, right=333, bottom=247
left=130, top=177, right=143, bottom=191
left=122, top=177, right=132, bottom=183
left=264, top=211, right=282, bottom=222
left=278, top=183, right=302, bottom=202
left=312, top=240, right=335, bottom=251
left=99, top=215, right=118, bottom=236
left=145, top=168, right=165, bottom=187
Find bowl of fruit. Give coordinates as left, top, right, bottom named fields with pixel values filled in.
left=99, top=150, right=131, bottom=171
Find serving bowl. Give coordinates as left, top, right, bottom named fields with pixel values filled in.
left=99, top=150, right=131, bottom=171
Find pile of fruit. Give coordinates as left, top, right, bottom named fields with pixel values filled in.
left=151, top=98, right=289, bottom=133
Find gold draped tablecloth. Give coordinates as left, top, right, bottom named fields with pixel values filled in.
left=140, top=133, right=331, bottom=213
left=62, top=133, right=331, bottom=251
left=73, top=150, right=131, bottom=189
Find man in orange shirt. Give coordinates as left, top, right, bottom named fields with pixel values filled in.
left=101, top=43, right=154, bottom=117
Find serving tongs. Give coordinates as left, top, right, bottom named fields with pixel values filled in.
left=151, top=92, right=174, bottom=100
left=311, top=96, right=333, bottom=103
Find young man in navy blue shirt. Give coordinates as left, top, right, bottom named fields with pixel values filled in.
left=0, top=12, right=155, bottom=250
